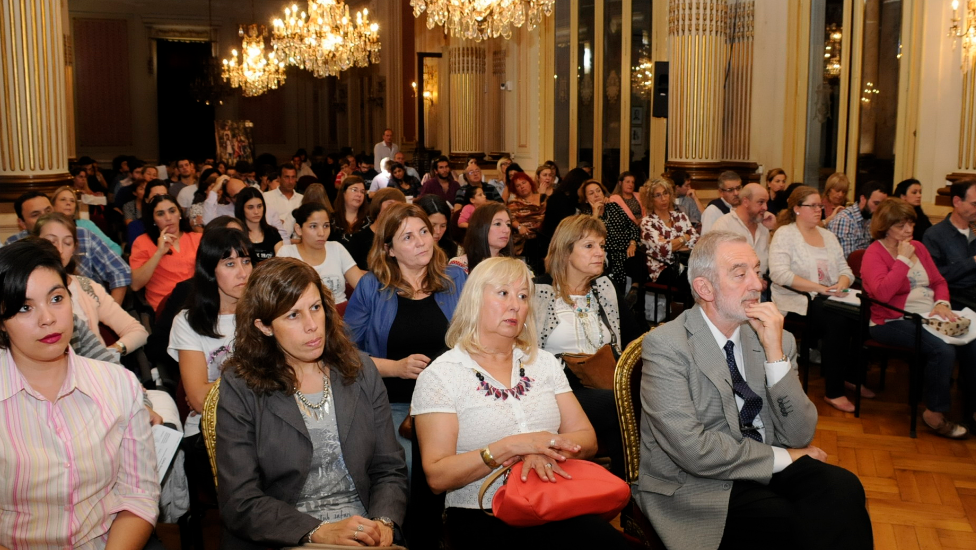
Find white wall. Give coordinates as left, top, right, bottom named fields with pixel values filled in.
left=750, top=0, right=790, bottom=174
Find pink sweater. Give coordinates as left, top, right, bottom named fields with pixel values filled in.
left=860, top=240, right=949, bottom=325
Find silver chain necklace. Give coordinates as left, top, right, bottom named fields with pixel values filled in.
left=295, top=373, right=330, bottom=420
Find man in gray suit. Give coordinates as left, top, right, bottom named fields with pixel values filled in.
left=637, top=231, right=871, bottom=550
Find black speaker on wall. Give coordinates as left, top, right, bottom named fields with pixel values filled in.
left=652, top=61, right=669, bottom=118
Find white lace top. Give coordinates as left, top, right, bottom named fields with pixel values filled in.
left=411, top=346, right=572, bottom=510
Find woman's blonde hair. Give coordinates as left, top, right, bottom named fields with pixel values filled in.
left=51, top=186, right=79, bottom=220
left=638, top=177, right=675, bottom=212
left=544, top=215, right=608, bottom=305
left=823, top=172, right=850, bottom=200
left=775, top=185, right=820, bottom=228
left=32, top=212, right=79, bottom=274
left=445, top=257, right=537, bottom=362
left=367, top=202, right=452, bottom=298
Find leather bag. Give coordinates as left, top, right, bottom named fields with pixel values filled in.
left=559, top=345, right=618, bottom=390
left=477, top=459, right=630, bottom=527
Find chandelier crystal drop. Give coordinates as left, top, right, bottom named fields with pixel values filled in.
left=272, top=0, right=381, bottom=79
left=410, top=0, right=554, bottom=42
left=221, top=24, right=287, bottom=97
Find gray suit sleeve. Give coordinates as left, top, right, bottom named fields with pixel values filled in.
left=642, top=328, right=775, bottom=483
left=763, top=331, right=818, bottom=448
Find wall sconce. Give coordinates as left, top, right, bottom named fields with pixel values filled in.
left=949, top=0, right=976, bottom=72
left=411, top=81, right=418, bottom=98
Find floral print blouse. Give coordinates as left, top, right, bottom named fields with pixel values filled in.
left=640, top=210, right=699, bottom=281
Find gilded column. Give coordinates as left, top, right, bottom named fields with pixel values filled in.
left=449, top=45, right=487, bottom=155
left=667, top=0, right=727, bottom=164
left=0, top=0, right=70, bottom=199
left=722, top=0, right=753, bottom=161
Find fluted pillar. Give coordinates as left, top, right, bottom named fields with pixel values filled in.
left=449, top=45, right=487, bottom=154
left=0, top=0, right=70, bottom=200
left=667, top=0, right=726, bottom=163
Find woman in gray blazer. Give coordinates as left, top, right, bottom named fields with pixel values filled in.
left=216, top=258, right=407, bottom=548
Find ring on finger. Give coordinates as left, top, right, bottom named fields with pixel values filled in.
left=357, top=524, right=364, bottom=532
left=545, top=463, right=553, bottom=469
left=549, top=438, right=555, bottom=448
left=353, top=531, right=359, bottom=540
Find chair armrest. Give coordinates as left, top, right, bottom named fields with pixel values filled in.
left=781, top=284, right=813, bottom=305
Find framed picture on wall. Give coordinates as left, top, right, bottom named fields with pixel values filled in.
left=631, top=107, right=644, bottom=126
left=631, top=127, right=642, bottom=145
left=215, top=120, right=255, bottom=165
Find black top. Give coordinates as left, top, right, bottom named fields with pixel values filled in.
left=347, top=226, right=375, bottom=270
left=385, top=294, right=449, bottom=403
left=707, top=198, right=731, bottom=214
left=251, top=229, right=283, bottom=265
left=913, top=205, right=933, bottom=242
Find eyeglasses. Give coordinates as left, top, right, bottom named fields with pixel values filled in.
left=652, top=192, right=670, bottom=199
left=799, top=203, right=824, bottom=210
left=720, top=185, right=743, bottom=193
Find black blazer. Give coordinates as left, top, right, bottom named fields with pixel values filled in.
left=216, top=353, right=408, bottom=549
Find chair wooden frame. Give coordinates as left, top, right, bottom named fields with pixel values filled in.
left=613, top=330, right=666, bottom=549
left=779, top=284, right=814, bottom=392
left=201, top=378, right=221, bottom=489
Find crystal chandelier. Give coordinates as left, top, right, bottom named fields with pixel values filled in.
left=949, top=0, right=976, bottom=72
left=631, top=37, right=653, bottom=101
left=222, top=24, right=287, bottom=97
left=410, top=0, right=555, bottom=42
left=272, top=0, right=380, bottom=79
left=823, top=24, right=842, bottom=78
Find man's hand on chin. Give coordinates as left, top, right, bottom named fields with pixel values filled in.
left=744, top=302, right=785, bottom=360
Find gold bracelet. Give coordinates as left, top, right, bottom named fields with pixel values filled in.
left=481, top=446, right=499, bottom=469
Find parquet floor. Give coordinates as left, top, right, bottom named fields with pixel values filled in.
left=805, top=357, right=976, bottom=550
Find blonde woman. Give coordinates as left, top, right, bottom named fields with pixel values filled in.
left=413, top=257, right=629, bottom=550
left=50, top=185, right=123, bottom=256
left=822, top=172, right=850, bottom=226
left=639, top=177, right=698, bottom=289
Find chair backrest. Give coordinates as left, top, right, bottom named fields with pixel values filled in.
left=201, top=378, right=222, bottom=489
left=613, top=330, right=653, bottom=485
left=847, top=249, right=866, bottom=282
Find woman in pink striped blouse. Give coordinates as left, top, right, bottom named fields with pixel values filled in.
left=0, top=240, right=160, bottom=549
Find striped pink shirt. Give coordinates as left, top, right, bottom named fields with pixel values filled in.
left=0, top=349, right=159, bottom=549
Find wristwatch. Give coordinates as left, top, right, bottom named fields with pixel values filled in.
left=372, top=516, right=395, bottom=530
left=112, top=341, right=127, bottom=356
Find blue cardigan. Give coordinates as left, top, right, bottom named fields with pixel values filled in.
left=344, top=265, right=467, bottom=358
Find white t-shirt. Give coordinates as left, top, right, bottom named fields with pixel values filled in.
left=411, top=346, right=571, bottom=510
left=277, top=242, right=356, bottom=303
left=176, top=184, right=199, bottom=210
left=168, top=312, right=236, bottom=435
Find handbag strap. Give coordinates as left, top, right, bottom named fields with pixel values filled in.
left=589, top=283, right=618, bottom=353
left=477, top=463, right=515, bottom=515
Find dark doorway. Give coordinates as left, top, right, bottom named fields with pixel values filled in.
left=156, top=40, right=215, bottom=163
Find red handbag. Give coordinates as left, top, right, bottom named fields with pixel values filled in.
left=478, top=459, right=631, bottom=527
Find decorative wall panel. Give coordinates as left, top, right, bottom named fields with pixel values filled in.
left=449, top=46, right=487, bottom=154
left=723, top=0, right=753, bottom=161
left=73, top=18, right=132, bottom=147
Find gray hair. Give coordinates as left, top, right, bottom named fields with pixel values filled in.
left=687, top=231, right=748, bottom=303
left=717, top=170, right=742, bottom=189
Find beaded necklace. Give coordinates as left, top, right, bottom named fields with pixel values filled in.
left=573, top=290, right=605, bottom=353
left=473, top=359, right=533, bottom=400
left=295, top=373, right=331, bottom=420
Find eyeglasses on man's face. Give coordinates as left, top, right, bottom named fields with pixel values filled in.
left=720, top=185, right=743, bottom=193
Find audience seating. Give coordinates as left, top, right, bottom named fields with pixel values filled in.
left=778, top=285, right=814, bottom=392
left=201, top=379, right=221, bottom=489
left=613, top=331, right=666, bottom=550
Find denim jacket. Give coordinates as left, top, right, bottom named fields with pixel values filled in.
left=344, top=265, right=467, bottom=358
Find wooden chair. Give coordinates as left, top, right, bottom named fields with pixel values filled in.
left=613, top=332, right=666, bottom=550
left=201, top=378, right=221, bottom=488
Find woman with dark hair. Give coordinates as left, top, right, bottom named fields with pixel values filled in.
left=414, top=194, right=459, bottom=258
left=578, top=179, right=641, bottom=291
left=236, top=186, right=283, bottom=265
left=608, top=171, right=643, bottom=222
left=277, top=202, right=364, bottom=309
left=217, top=258, right=407, bottom=548
left=168, top=227, right=253, bottom=424
left=389, top=162, right=421, bottom=198
left=130, top=194, right=201, bottom=311
left=540, top=167, right=591, bottom=256
left=506, top=172, right=546, bottom=259
left=347, top=187, right=408, bottom=270
left=0, top=240, right=160, bottom=548
left=765, top=168, right=790, bottom=215
left=449, top=203, right=514, bottom=274
left=126, top=179, right=170, bottom=249
left=895, top=178, right=932, bottom=241
left=331, top=176, right=370, bottom=245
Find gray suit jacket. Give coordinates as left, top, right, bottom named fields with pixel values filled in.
left=635, top=305, right=817, bottom=550
left=216, top=353, right=408, bottom=549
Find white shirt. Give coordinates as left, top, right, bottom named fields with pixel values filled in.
left=711, top=211, right=771, bottom=274
left=700, top=198, right=734, bottom=234
left=176, top=184, right=198, bottom=211
left=373, top=142, right=399, bottom=170
left=168, top=312, right=236, bottom=435
left=411, top=347, right=571, bottom=509
left=369, top=171, right=391, bottom=193
left=295, top=164, right=316, bottom=179
left=276, top=242, right=356, bottom=303
left=698, top=309, right=793, bottom=473
left=405, top=166, right=420, bottom=181
left=264, top=188, right=304, bottom=239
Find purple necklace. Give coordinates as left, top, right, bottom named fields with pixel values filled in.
left=473, top=360, right=533, bottom=400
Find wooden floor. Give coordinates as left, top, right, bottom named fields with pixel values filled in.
left=158, top=356, right=976, bottom=550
